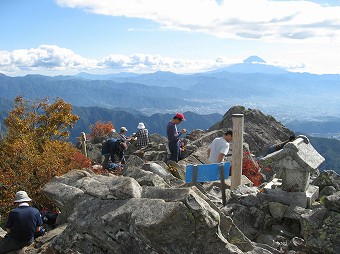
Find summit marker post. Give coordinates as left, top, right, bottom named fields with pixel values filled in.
left=80, top=132, right=88, bottom=157
left=231, top=114, right=244, bottom=189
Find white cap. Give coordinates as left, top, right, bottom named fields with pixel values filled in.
left=137, top=122, right=145, bottom=129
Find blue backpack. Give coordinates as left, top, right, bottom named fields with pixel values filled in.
left=102, top=138, right=121, bottom=155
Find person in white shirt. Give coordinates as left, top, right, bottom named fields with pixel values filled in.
left=207, top=130, right=233, bottom=163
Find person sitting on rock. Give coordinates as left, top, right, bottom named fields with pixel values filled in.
left=207, top=130, right=233, bottom=163
left=132, top=122, right=149, bottom=148
left=101, top=138, right=128, bottom=168
left=0, top=191, right=44, bottom=254
left=117, top=127, right=135, bottom=143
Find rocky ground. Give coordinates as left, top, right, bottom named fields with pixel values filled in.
left=1, top=106, right=339, bottom=254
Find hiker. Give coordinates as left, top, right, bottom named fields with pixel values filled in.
left=167, top=113, right=187, bottom=162
left=132, top=122, right=149, bottom=148
left=262, top=134, right=296, bottom=157
left=118, top=126, right=131, bottom=142
left=0, top=191, right=44, bottom=254
left=101, top=138, right=128, bottom=168
left=112, top=126, right=133, bottom=144
left=207, top=130, right=233, bottom=163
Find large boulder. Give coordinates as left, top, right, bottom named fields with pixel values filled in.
left=41, top=170, right=262, bottom=253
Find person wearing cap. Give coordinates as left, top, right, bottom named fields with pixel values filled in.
left=101, top=138, right=128, bottom=168
left=118, top=127, right=128, bottom=141
left=132, top=122, right=149, bottom=148
left=207, top=130, right=233, bottom=163
left=117, top=126, right=134, bottom=143
left=166, top=113, right=187, bottom=162
left=0, top=191, right=43, bottom=253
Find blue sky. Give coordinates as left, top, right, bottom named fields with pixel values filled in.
left=1, top=0, right=340, bottom=76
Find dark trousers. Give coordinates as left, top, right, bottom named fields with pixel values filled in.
left=102, top=155, right=111, bottom=168
left=168, top=141, right=180, bottom=162
left=0, top=236, right=33, bottom=254
left=102, top=152, right=125, bottom=169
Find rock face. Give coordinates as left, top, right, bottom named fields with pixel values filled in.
left=209, top=106, right=294, bottom=156
left=41, top=167, right=257, bottom=254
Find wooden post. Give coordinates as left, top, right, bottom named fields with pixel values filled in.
left=219, top=163, right=227, bottom=206
left=231, top=114, right=244, bottom=189
left=192, top=165, right=198, bottom=185
left=80, top=132, right=88, bottom=157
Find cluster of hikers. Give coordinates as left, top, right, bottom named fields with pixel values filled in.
left=100, top=112, right=295, bottom=171
left=101, top=122, right=150, bottom=170
left=100, top=112, right=189, bottom=171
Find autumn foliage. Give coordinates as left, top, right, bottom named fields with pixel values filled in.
left=89, top=121, right=114, bottom=141
left=242, top=151, right=263, bottom=186
left=0, top=96, right=92, bottom=223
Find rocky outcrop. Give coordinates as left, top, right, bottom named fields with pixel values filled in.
left=2, top=106, right=338, bottom=254
left=38, top=166, right=270, bottom=254
left=209, top=106, right=294, bottom=156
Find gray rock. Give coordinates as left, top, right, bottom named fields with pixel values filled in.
left=222, top=204, right=267, bottom=241
left=284, top=205, right=312, bottom=220
left=300, top=208, right=340, bottom=254
left=142, top=162, right=172, bottom=178
left=125, top=155, right=145, bottom=169
left=319, top=186, right=336, bottom=197
left=50, top=189, right=247, bottom=253
left=312, top=170, right=340, bottom=191
left=268, top=202, right=288, bottom=219
left=324, top=191, right=340, bottom=213
left=124, top=167, right=170, bottom=188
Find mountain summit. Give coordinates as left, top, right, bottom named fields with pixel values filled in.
left=210, top=55, right=288, bottom=74
left=243, top=55, right=266, bottom=64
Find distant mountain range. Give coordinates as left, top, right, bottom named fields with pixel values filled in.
left=1, top=57, right=340, bottom=121
left=1, top=55, right=339, bottom=135
left=286, top=116, right=340, bottom=139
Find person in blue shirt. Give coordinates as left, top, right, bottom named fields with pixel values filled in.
left=101, top=138, right=128, bottom=168
left=0, top=191, right=43, bottom=254
left=166, top=113, right=187, bottom=162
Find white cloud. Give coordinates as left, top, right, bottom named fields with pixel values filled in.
left=0, top=45, right=97, bottom=72
left=0, top=44, right=338, bottom=75
left=0, top=45, right=226, bottom=75
left=55, top=0, right=340, bottom=42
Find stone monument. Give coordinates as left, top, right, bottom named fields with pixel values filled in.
left=261, top=135, right=325, bottom=208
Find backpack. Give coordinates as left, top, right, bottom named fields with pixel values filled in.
left=40, top=208, right=59, bottom=227
left=102, top=138, right=122, bottom=155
